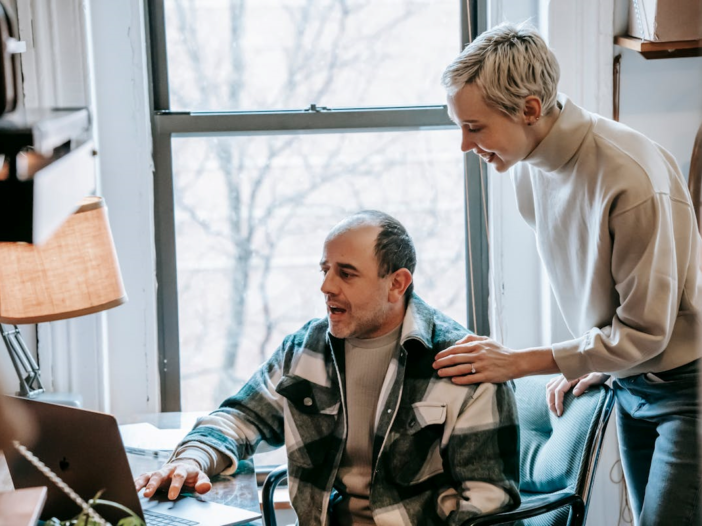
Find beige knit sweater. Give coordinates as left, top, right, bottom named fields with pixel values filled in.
left=512, top=94, right=702, bottom=379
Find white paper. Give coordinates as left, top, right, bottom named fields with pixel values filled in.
left=119, top=422, right=186, bottom=456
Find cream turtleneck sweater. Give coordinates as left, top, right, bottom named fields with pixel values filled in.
left=333, top=324, right=401, bottom=525
left=512, top=94, right=702, bottom=379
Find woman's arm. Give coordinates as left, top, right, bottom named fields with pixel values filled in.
left=432, top=334, right=559, bottom=385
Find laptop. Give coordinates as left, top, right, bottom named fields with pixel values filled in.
left=4, top=396, right=261, bottom=526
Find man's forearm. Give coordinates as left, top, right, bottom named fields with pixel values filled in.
left=171, top=443, right=234, bottom=476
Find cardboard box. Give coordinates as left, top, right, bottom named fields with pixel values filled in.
left=628, top=0, right=702, bottom=42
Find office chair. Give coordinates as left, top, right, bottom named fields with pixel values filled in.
left=261, top=465, right=289, bottom=526
left=262, top=375, right=614, bottom=526
left=463, top=375, right=614, bottom=526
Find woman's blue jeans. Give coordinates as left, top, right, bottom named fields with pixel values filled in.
left=614, top=359, right=701, bottom=526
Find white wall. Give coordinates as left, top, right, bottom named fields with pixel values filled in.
left=88, top=0, right=160, bottom=417
left=617, top=51, right=702, bottom=178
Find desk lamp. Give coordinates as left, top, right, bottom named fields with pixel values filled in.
left=0, top=196, right=126, bottom=399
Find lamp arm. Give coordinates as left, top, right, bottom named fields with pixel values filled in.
left=1, top=323, right=44, bottom=397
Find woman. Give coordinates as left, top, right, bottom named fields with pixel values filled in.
left=434, top=22, right=702, bottom=526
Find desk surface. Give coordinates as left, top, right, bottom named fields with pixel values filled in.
left=123, top=412, right=261, bottom=524
left=1, top=411, right=262, bottom=525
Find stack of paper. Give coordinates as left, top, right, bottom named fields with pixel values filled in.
left=119, top=422, right=186, bottom=458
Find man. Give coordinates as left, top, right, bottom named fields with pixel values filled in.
left=136, top=211, right=519, bottom=526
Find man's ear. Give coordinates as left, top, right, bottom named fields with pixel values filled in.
left=522, top=96, right=543, bottom=125
left=388, top=269, right=413, bottom=303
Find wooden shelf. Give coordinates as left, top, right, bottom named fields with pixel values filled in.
left=615, top=35, right=702, bottom=59
left=0, top=487, right=47, bottom=526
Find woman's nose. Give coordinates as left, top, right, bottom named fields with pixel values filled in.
left=461, top=130, right=476, bottom=153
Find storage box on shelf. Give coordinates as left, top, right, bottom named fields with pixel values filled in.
left=0, top=107, right=94, bottom=244
left=628, top=0, right=702, bottom=42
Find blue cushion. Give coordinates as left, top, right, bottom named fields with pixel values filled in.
left=515, top=375, right=606, bottom=496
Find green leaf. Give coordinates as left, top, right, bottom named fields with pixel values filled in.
left=45, top=495, right=145, bottom=526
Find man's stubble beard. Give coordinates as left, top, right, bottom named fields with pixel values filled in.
left=343, top=301, right=392, bottom=340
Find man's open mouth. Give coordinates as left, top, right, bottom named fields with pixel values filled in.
left=328, top=305, right=347, bottom=315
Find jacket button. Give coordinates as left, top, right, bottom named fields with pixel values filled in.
left=303, top=397, right=313, bottom=406
left=409, top=419, right=416, bottom=428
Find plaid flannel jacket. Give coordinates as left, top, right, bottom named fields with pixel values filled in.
left=179, top=294, right=520, bottom=525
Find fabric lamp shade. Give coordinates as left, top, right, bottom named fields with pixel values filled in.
left=0, top=196, right=127, bottom=324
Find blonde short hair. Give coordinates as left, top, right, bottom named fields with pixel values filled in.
left=441, top=23, right=560, bottom=118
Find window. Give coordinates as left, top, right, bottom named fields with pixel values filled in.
left=149, top=0, right=488, bottom=411
left=164, top=0, right=464, bottom=111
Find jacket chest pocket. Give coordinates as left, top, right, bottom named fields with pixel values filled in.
left=276, top=374, right=341, bottom=468
left=385, top=402, right=447, bottom=485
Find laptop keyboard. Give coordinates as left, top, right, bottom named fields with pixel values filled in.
left=144, top=510, right=200, bottom=525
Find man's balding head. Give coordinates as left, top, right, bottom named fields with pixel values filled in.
left=326, top=211, right=416, bottom=299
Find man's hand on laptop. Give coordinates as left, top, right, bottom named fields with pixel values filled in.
left=134, top=459, right=212, bottom=500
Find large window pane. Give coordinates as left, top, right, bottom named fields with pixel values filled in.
left=164, top=0, right=460, bottom=111
left=172, top=130, right=466, bottom=411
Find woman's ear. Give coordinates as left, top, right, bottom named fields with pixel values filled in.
left=523, top=96, right=543, bottom=126
left=388, top=269, right=413, bottom=303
